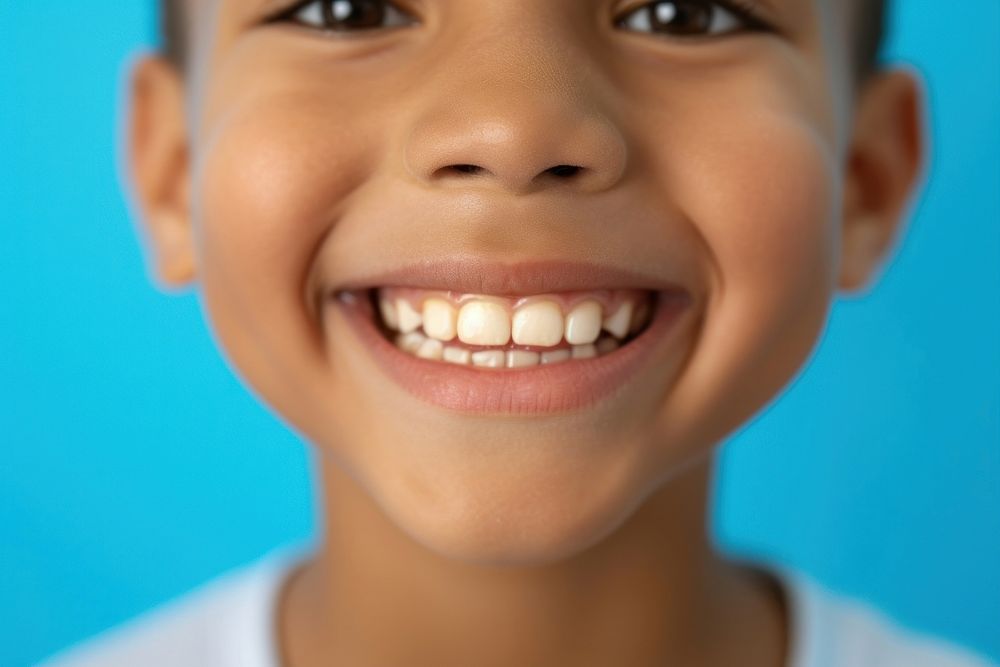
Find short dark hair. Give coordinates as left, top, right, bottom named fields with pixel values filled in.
left=854, top=0, right=888, bottom=81
left=158, top=0, right=887, bottom=82
left=160, top=0, right=187, bottom=73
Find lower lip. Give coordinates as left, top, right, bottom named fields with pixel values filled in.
left=334, top=291, right=691, bottom=415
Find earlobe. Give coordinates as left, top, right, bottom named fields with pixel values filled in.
left=839, top=214, right=889, bottom=294
left=838, top=67, right=928, bottom=296
left=150, top=208, right=197, bottom=286
left=125, top=53, right=196, bottom=289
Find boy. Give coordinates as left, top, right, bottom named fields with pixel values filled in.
left=40, top=0, right=996, bottom=665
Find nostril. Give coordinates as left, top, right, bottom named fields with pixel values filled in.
left=431, top=163, right=585, bottom=188
left=449, top=164, right=485, bottom=175
left=546, top=165, right=583, bottom=178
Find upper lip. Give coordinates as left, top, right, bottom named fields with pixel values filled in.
left=332, top=257, right=690, bottom=296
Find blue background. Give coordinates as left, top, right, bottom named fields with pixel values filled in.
left=2, top=2, right=998, bottom=666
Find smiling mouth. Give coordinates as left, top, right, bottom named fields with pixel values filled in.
left=358, top=287, right=656, bottom=368
left=328, top=260, right=693, bottom=413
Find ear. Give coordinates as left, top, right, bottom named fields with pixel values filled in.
left=838, top=66, right=928, bottom=296
left=125, top=54, right=195, bottom=289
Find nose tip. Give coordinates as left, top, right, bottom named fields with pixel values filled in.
left=405, top=111, right=628, bottom=196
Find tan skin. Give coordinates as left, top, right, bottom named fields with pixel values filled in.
left=125, top=0, right=926, bottom=665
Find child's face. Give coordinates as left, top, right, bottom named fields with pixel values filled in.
left=131, top=0, right=923, bottom=562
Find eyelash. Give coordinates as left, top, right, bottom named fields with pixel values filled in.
left=263, top=0, right=773, bottom=39
left=264, top=0, right=415, bottom=33
left=616, top=0, right=773, bottom=37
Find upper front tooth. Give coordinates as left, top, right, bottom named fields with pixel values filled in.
left=564, top=301, right=602, bottom=345
left=512, top=301, right=564, bottom=347
left=422, top=298, right=458, bottom=341
left=602, top=301, right=634, bottom=339
left=457, top=300, right=511, bottom=346
left=396, top=299, right=423, bottom=333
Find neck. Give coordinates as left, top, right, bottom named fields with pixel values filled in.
left=278, top=451, right=788, bottom=667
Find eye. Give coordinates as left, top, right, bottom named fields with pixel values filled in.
left=273, top=0, right=416, bottom=33
left=615, top=0, right=768, bottom=38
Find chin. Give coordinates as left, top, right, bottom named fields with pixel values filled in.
left=370, top=450, right=655, bottom=567
left=399, top=499, right=639, bottom=567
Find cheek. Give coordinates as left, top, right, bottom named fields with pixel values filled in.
left=190, top=93, right=376, bottom=416
left=627, top=57, right=842, bottom=305
left=688, top=114, right=840, bottom=299
left=698, top=114, right=839, bottom=387
left=649, top=106, right=842, bottom=446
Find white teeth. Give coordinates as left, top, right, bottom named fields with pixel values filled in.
left=511, top=301, right=564, bottom=347
left=396, top=331, right=426, bottom=353
left=379, top=298, right=400, bottom=331
left=602, top=302, right=633, bottom=339
left=471, top=350, right=505, bottom=368
left=564, top=301, right=602, bottom=345
left=443, top=346, right=472, bottom=365
left=506, top=350, right=541, bottom=368
left=596, top=338, right=620, bottom=355
left=395, top=337, right=617, bottom=367
left=540, top=349, right=572, bottom=365
left=381, top=292, right=652, bottom=346
left=422, top=298, right=458, bottom=342
left=416, top=338, right=444, bottom=361
left=457, top=300, right=511, bottom=346
left=396, top=299, right=423, bottom=334
left=385, top=291, right=655, bottom=368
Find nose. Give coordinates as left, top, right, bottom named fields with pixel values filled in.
left=403, top=41, right=628, bottom=196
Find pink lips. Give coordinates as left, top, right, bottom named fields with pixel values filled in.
left=332, top=258, right=691, bottom=296
left=331, top=260, right=693, bottom=415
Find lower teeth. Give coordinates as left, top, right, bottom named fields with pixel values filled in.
left=393, top=331, right=628, bottom=368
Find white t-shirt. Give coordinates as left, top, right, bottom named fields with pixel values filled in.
left=37, top=546, right=996, bottom=667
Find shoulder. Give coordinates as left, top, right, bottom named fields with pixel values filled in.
left=781, top=567, right=997, bottom=667
left=35, top=546, right=308, bottom=667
